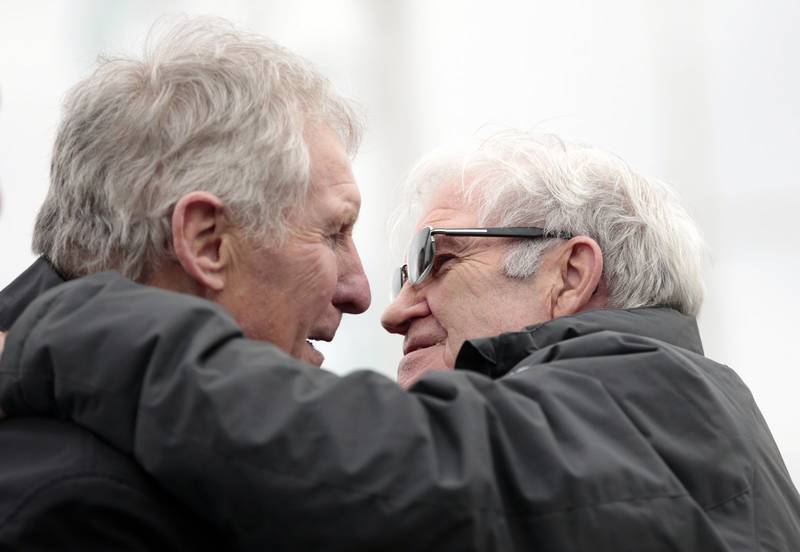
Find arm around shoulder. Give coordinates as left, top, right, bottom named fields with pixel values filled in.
left=0, top=273, right=730, bottom=551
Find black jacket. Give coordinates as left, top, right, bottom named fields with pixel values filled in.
left=1, top=268, right=799, bottom=550
left=0, top=259, right=225, bottom=551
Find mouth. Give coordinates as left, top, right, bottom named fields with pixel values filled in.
left=403, top=336, right=444, bottom=356
left=308, top=333, right=334, bottom=344
left=303, top=340, right=325, bottom=366
left=397, top=344, right=447, bottom=389
left=304, top=333, right=334, bottom=367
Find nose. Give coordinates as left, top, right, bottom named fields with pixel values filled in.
left=333, top=238, right=371, bottom=314
left=381, top=281, right=431, bottom=334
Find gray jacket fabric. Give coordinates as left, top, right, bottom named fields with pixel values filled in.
left=1, top=270, right=798, bottom=550
left=0, top=257, right=65, bottom=332
left=0, top=259, right=227, bottom=551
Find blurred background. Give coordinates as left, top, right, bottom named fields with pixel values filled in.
left=1, top=0, right=798, bottom=484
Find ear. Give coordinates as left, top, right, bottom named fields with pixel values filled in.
left=551, top=236, right=605, bottom=318
left=171, top=192, right=229, bottom=292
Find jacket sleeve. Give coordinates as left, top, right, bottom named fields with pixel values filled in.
left=0, top=273, right=730, bottom=551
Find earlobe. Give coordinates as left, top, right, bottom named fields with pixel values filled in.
left=552, top=237, right=605, bottom=318
left=172, top=192, right=228, bottom=292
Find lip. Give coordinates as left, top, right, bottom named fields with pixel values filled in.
left=401, top=344, right=441, bottom=361
left=397, top=345, right=446, bottom=388
left=403, top=335, right=444, bottom=355
left=308, top=327, right=336, bottom=343
left=304, top=339, right=326, bottom=366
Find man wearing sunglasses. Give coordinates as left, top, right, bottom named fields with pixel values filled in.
left=380, top=134, right=704, bottom=393
left=378, top=131, right=799, bottom=546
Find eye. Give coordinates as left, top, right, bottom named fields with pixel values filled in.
left=327, top=226, right=351, bottom=248
left=327, top=232, right=345, bottom=247
left=431, top=253, right=456, bottom=275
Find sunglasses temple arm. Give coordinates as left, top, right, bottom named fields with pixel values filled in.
left=434, top=228, right=573, bottom=239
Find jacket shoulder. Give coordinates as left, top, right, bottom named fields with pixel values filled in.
left=0, top=257, right=65, bottom=331
left=506, top=329, right=800, bottom=549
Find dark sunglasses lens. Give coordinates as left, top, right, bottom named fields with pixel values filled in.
left=391, top=265, right=405, bottom=299
left=407, top=227, right=434, bottom=283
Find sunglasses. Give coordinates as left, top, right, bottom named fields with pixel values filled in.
left=392, top=226, right=573, bottom=298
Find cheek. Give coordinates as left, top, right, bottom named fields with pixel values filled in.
left=440, top=304, right=484, bottom=364
left=427, top=269, right=519, bottom=364
left=428, top=297, right=475, bottom=366
left=297, top=250, right=338, bottom=302
left=434, top=282, right=522, bottom=360
left=435, top=279, right=485, bottom=330
left=289, top=245, right=335, bottom=283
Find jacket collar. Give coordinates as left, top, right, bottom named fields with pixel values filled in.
left=454, top=307, right=704, bottom=379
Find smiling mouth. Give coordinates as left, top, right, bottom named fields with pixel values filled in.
left=403, top=335, right=445, bottom=355
left=396, top=344, right=449, bottom=389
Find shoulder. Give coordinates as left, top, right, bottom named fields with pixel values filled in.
left=0, top=257, right=65, bottom=331
left=511, top=327, right=740, bottom=410
left=0, top=417, right=223, bottom=551
left=507, top=330, right=756, bottom=506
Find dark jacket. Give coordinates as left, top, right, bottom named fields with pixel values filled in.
left=0, top=258, right=64, bottom=332
left=0, top=259, right=225, bottom=551
left=1, top=269, right=799, bottom=551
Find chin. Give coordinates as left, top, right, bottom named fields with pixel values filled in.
left=288, top=339, right=325, bottom=367
left=397, top=345, right=451, bottom=389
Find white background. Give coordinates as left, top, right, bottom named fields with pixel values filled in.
left=1, top=1, right=798, bottom=485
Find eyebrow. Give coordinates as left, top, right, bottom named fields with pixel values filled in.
left=432, top=234, right=472, bottom=254
left=344, top=202, right=360, bottom=222
left=332, top=204, right=359, bottom=230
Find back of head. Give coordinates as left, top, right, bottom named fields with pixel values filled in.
left=394, top=130, right=707, bottom=316
left=35, top=16, right=361, bottom=281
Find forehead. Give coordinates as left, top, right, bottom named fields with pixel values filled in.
left=307, top=124, right=361, bottom=218
left=415, top=179, right=479, bottom=229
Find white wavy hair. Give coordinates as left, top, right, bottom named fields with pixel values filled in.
left=34, top=16, right=362, bottom=281
left=392, top=130, right=707, bottom=316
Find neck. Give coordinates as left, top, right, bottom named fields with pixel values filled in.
left=144, top=259, right=205, bottom=298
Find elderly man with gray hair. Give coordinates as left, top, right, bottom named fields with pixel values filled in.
left=3, top=121, right=800, bottom=549
left=0, top=17, right=371, bottom=549
left=382, top=132, right=707, bottom=388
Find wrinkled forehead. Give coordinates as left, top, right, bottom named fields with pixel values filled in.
left=306, top=124, right=360, bottom=209
left=414, top=180, right=480, bottom=230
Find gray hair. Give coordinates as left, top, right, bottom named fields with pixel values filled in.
left=392, top=130, right=707, bottom=316
left=34, top=16, right=362, bottom=281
